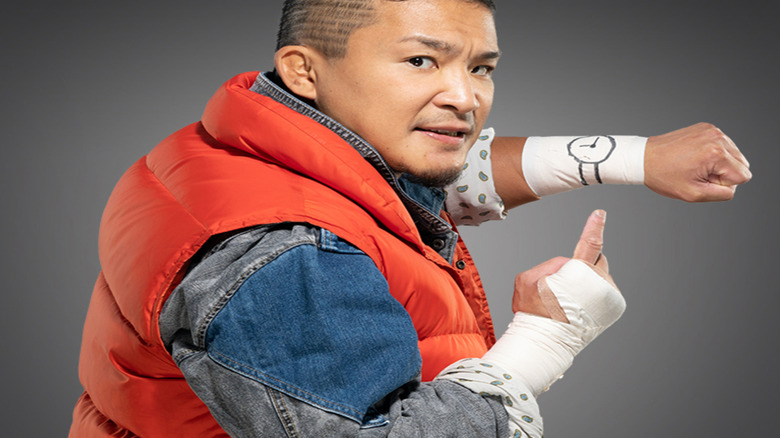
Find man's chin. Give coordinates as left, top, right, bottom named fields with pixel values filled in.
left=402, top=167, right=463, bottom=188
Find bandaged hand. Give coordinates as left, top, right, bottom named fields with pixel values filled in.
left=482, top=210, right=626, bottom=397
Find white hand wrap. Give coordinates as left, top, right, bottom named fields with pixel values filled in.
left=522, top=135, right=647, bottom=197
left=482, top=259, right=626, bottom=397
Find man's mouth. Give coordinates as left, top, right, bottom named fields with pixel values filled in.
left=415, top=128, right=468, bottom=138
left=428, top=129, right=463, bottom=137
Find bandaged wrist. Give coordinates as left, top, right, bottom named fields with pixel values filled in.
left=522, top=135, right=646, bottom=197
left=482, top=260, right=626, bottom=397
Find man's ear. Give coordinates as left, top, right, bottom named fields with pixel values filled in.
left=274, top=46, right=322, bottom=101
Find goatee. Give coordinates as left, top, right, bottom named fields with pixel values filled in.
left=402, top=167, right=463, bottom=188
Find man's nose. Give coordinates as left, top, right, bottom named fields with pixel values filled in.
left=434, top=69, right=480, bottom=114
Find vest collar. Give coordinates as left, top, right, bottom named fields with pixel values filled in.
left=250, top=72, right=458, bottom=262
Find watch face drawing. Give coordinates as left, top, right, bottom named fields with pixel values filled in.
left=567, top=135, right=617, bottom=185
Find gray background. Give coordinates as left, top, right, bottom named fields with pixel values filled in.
left=2, top=1, right=777, bottom=436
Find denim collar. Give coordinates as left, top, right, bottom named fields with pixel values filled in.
left=249, top=71, right=457, bottom=262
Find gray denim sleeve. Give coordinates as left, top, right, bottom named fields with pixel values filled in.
left=159, top=223, right=510, bottom=437
left=177, top=360, right=508, bottom=437
left=270, top=379, right=509, bottom=438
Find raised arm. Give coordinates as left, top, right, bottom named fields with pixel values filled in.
left=491, top=123, right=751, bottom=208
left=446, top=124, right=752, bottom=222
left=162, top=216, right=628, bottom=438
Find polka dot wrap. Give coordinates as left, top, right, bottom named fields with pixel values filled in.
left=444, top=128, right=507, bottom=226
left=437, top=358, right=543, bottom=438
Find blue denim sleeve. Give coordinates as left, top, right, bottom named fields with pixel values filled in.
left=160, top=223, right=509, bottom=437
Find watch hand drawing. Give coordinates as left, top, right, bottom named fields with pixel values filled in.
left=567, top=135, right=617, bottom=185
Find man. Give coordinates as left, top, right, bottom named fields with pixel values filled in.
left=70, top=0, right=750, bottom=437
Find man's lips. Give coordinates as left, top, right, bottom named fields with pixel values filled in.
left=418, top=128, right=464, bottom=138
left=414, top=125, right=473, bottom=139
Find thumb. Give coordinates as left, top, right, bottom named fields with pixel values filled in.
left=572, top=209, right=606, bottom=264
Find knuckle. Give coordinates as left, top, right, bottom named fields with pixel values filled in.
left=585, top=237, right=603, bottom=249
left=696, top=121, right=716, bottom=131
left=695, top=122, right=721, bottom=135
left=515, top=271, right=534, bottom=287
left=704, top=124, right=726, bottom=142
left=552, top=256, right=569, bottom=265
left=693, top=123, right=726, bottom=144
left=707, top=143, right=727, bottom=160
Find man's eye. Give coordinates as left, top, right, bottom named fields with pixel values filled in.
left=408, top=57, right=435, bottom=69
left=471, top=65, right=494, bottom=77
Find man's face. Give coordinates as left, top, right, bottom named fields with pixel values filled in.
left=312, top=0, right=499, bottom=186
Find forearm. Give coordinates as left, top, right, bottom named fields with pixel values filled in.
left=492, top=135, right=646, bottom=209
left=489, top=123, right=750, bottom=211
left=450, top=124, right=750, bottom=225
left=445, top=131, right=645, bottom=224
left=490, top=136, right=539, bottom=209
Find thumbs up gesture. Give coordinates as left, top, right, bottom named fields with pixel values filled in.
left=483, top=210, right=625, bottom=397
left=512, top=209, right=616, bottom=322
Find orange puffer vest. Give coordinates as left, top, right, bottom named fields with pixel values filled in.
left=70, top=72, right=496, bottom=437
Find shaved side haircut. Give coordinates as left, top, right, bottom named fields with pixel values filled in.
left=276, top=0, right=496, bottom=58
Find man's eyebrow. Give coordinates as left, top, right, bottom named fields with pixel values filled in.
left=401, top=35, right=455, bottom=53
left=400, top=35, right=501, bottom=59
left=479, top=49, right=502, bottom=60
